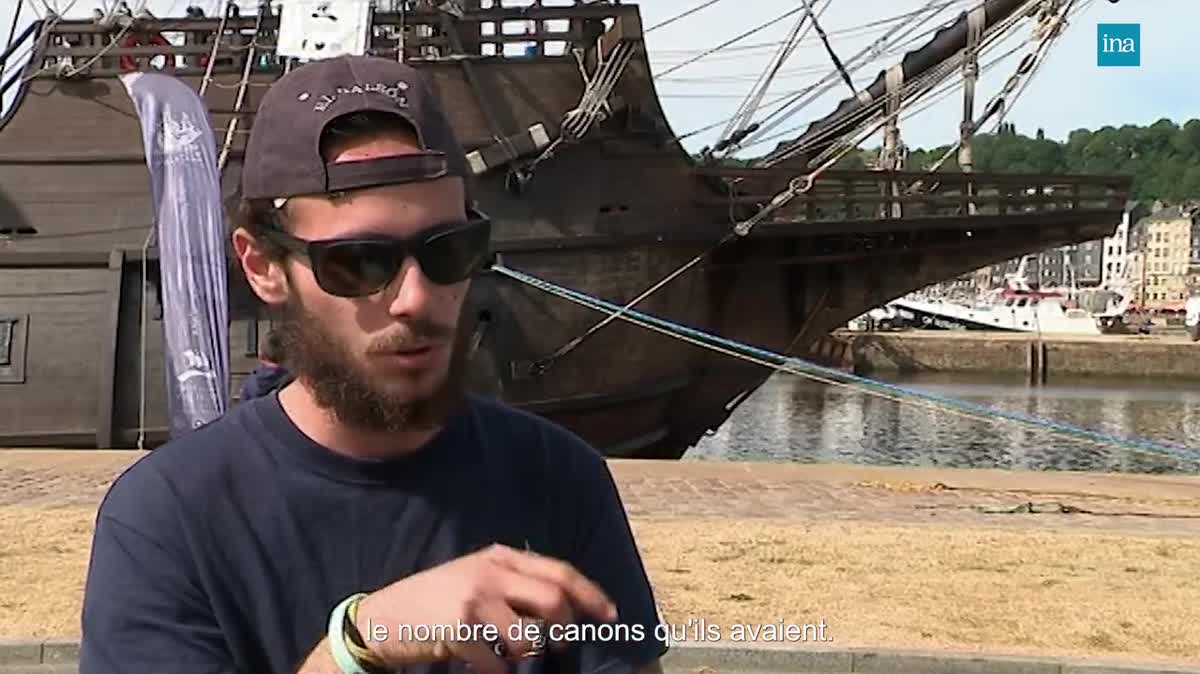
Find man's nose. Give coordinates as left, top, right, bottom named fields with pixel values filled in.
left=385, top=256, right=437, bottom=316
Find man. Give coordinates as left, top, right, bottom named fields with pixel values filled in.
left=80, top=55, right=668, bottom=674
left=239, top=328, right=292, bottom=401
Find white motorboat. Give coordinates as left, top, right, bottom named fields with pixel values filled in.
left=1186, top=296, right=1200, bottom=342
left=888, top=257, right=1131, bottom=336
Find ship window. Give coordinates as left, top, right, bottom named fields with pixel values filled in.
left=244, top=320, right=259, bottom=358
left=0, top=315, right=27, bottom=384
left=0, top=318, right=14, bottom=367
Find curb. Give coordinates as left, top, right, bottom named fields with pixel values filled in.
left=659, top=643, right=1200, bottom=674
left=0, top=640, right=78, bottom=667
left=1, top=640, right=1196, bottom=674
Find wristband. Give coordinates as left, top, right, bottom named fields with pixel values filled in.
left=328, top=593, right=386, bottom=674
left=344, top=595, right=386, bottom=668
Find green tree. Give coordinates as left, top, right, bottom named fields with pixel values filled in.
left=720, top=118, right=1200, bottom=202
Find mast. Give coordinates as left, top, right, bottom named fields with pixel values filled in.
left=767, top=0, right=1031, bottom=166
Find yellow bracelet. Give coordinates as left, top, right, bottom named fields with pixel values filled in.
left=344, top=594, right=387, bottom=669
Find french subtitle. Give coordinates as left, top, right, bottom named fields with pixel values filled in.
left=654, top=618, right=832, bottom=644
left=361, top=617, right=832, bottom=645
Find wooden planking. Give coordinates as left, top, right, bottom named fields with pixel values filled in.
left=0, top=41, right=673, bottom=250
left=466, top=61, right=585, bottom=142
left=0, top=267, right=112, bottom=437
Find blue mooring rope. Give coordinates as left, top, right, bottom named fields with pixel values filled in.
left=490, top=263, right=1200, bottom=466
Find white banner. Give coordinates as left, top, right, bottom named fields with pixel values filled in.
left=276, top=0, right=372, bottom=61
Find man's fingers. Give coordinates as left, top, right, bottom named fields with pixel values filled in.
left=449, top=638, right=508, bottom=674
left=471, top=595, right=534, bottom=660
left=495, top=567, right=577, bottom=627
left=489, top=545, right=617, bottom=624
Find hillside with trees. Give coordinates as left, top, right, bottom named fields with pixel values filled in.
left=732, top=118, right=1200, bottom=203
left=877, top=119, right=1199, bottom=202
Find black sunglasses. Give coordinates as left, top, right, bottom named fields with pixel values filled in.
left=263, top=208, right=492, bottom=298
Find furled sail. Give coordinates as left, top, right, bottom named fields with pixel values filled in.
left=121, top=71, right=230, bottom=438
left=769, top=0, right=1032, bottom=165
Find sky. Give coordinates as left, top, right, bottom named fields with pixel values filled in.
left=1, top=0, right=1196, bottom=156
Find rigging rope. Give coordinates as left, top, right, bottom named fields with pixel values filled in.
left=516, top=37, right=636, bottom=182
left=652, top=5, right=809, bottom=80
left=216, top=7, right=264, bottom=171
left=489, top=263, right=1200, bottom=466
left=197, top=0, right=234, bottom=98
left=916, top=0, right=1087, bottom=178
left=644, top=0, right=726, bottom=35
left=737, top=29, right=1028, bottom=157
left=753, top=0, right=1037, bottom=166
left=661, top=4, right=960, bottom=149
left=759, top=50, right=964, bottom=166
left=716, top=0, right=824, bottom=151
left=715, top=0, right=954, bottom=158
left=800, top=0, right=858, bottom=98
left=0, top=0, right=26, bottom=82
left=21, top=0, right=145, bottom=83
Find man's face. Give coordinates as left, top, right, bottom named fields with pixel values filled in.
left=265, top=133, right=473, bottom=432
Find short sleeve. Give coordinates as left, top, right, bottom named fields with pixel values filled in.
left=561, top=441, right=668, bottom=674
left=79, top=463, right=236, bottom=674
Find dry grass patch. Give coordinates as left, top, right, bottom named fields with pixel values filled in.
left=4, top=506, right=1200, bottom=668
left=0, top=506, right=94, bottom=639
left=631, top=519, right=1200, bottom=665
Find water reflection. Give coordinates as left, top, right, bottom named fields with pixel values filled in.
left=684, top=371, right=1200, bottom=475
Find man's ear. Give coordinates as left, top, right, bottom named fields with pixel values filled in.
left=231, top=227, right=290, bottom=305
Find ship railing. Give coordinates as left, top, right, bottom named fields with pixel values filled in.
left=369, top=1, right=641, bottom=62
left=690, top=167, right=1132, bottom=225
left=29, top=1, right=641, bottom=79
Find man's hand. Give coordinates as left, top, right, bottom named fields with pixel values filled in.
left=353, top=543, right=618, bottom=674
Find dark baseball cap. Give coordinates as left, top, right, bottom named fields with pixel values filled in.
left=240, top=55, right=470, bottom=204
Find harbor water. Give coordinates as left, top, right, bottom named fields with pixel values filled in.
left=684, top=371, right=1200, bottom=475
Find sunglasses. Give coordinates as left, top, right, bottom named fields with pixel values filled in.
left=262, top=209, right=492, bottom=298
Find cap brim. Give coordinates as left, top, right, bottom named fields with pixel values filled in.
left=325, top=153, right=450, bottom=192
left=271, top=153, right=455, bottom=209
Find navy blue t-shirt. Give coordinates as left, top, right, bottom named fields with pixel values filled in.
left=79, top=392, right=668, bottom=674
left=238, top=364, right=292, bottom=402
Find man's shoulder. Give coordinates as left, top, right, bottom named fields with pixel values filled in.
left=97, top=403, right=261, bottom=526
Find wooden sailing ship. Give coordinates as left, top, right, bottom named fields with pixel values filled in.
left=0, top=0, right=1131, bottom=458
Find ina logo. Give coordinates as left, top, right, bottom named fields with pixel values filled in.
left=1097, top=23, right=1139, bottom=67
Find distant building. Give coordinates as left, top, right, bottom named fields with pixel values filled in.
left=1189, top=209, right=1200, bottom=297
left=1101, top=201, right=1150, bottom=290
left=986, top=241, right=1103, bottom=291
left=1070, top=239, right=1104, bottom=286
left=1128, top=204, right=1196, bottom=311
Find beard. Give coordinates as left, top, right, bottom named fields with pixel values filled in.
left=273, top=293, right=471, bottom=434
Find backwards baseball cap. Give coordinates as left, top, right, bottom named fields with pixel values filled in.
left=240, top=55, right=470, bottom=203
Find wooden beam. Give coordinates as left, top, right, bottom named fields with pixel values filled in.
left=45, top=5, right=641, bottom=36
left=0, top=248, right=162, bottom=267
left=692, top=166, right=1134, bottom=188
left=96, top=248, right=125, bottom=449
left=0, top=251, right=114, bottom=267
